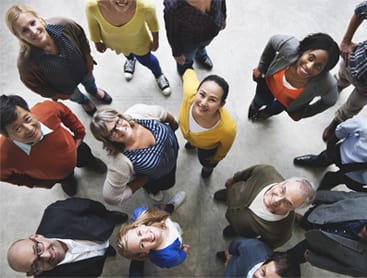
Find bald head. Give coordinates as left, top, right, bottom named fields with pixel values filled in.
left=7, top=238, right=35, bottom=273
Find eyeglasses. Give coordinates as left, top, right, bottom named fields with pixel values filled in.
left=27, top=237, right=44, bottom=276
left=109, top=118, right=124, bottom=139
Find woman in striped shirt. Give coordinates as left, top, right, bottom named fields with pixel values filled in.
left=90, top=104, right=179, bottom=202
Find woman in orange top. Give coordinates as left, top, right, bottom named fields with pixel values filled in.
left=248, top=33, right=340, bottom=121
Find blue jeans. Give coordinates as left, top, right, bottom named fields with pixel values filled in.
left=127, top=52, right=163, bottom=78
left=70, top=72, right=98, bottom=105
left=177, top=38, right=213, bottom=75
left=252, top=78, right=286, bottom=115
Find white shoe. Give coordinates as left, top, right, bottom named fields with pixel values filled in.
left=167, top=191, right=186, bottom=209
left=156, top=74, right=171, bottom=96
left=123, top=58, right=136, bottom=81
left=147, top=190, right=164, bottom=202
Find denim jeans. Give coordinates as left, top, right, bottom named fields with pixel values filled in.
left=253, top=78, right=286, bottom=115
left=70, top=72, right=98, bottom=105
left=177, top=38, right=213, bottom=75
left=127, top=52, right=163, bottom=78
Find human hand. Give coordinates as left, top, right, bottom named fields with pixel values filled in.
left=175, top=55, right=186, bottom=65
left=339, top=41, right=356, bottom=66
left=224, top=250, right=232, bottom=267
left=221, top=20, right=227, bottom=30
left=150, top=40, right=158, bottom=52
left=252, top=68, right=263, bottom=82
left=169, top=119, right=179, bottom=131
left=74, top=138, right=82, bottom=148
left=304, top=249, right=310, bottom=261
left=183, top=244, right=190, bottom=254
left=225, top=177, right=234, bottom=189
left=95, top=42, right=107, bottom=53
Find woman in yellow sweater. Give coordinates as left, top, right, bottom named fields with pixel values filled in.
left=179, top=68, right=237, bottom=177
left=85, top=0, right=171, bottom=95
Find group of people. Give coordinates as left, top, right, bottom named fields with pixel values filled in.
left=1, top=0, right=367, bottom=277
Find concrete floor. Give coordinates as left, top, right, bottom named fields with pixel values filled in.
left=1, top=0, right=366, bottom=277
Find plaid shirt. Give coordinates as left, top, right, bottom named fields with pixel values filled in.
left=349, top=1, right=367, bottom=85
left=163, top=0, right=226, bottom=57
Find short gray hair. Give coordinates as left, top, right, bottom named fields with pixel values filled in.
left=284, top=177, right=315, bottom=208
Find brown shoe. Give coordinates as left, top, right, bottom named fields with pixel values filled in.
left=322, top=119, right=340, bottom=142
left=214, top=189, right=227, bottom=202
left=201, top=167, right=213, bottom=178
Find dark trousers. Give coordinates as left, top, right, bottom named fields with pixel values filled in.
left=319, top=170, right=367, bottom=192
left=61, top=142, right=96, bottom=183
left=143, top=164, right=177, bottom=195
left=198, top=148, right=219, bottom=168
left=253, top=78, right=286, bottom=115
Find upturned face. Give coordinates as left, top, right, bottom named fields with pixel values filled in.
left=253, top=260, right=281, bottom=278
left=6, top=106, right=42, bottom=144
left=13, top=12, right=48, bottom=48
left=263, top=181, right=305, bottom=215
left=125, top=224, right=164, bottom=255
left=193, top=80, right=225, bottom=118
left=295, top=49, right=329, bottom=79
left=8, top=234, right=66, bottom=275
left=105, top=117, right=133, bottom=143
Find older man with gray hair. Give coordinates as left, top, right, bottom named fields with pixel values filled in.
left=214, top=164, right=315, bottom=248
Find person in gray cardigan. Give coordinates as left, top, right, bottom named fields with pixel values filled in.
left=287, top=190, right=367, bottom=277
left=214, top=164, right=315, bottom=248
left=249, top=33, right=339, bottom=121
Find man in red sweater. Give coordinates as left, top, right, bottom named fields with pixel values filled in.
left=0, top=94, right=106, bottom=196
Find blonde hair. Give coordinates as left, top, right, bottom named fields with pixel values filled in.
left=90, top=107, right=135, bottom=156
left=5, top=4, right=46, bottom=57
left=116, top=208, right=169, bottom=260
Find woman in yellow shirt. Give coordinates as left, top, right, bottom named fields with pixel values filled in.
left=85, top=0, right=171, bottom=95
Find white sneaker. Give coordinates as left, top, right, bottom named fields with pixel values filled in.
left=147, top=190, right=164, bottom=202
left=124, top=58, right=136, bottom=81
left=167, top=191, right=186, bottom=209
left=156, top=74, right=171, bottom=96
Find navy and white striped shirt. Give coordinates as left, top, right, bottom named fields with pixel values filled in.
left=123, top=119, right=179, bottom=180
left=349, top=1, right=367, bottom=85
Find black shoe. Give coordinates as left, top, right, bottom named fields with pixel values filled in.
left=97, top=89, right=112, bottom=104
left=196, top=55, right=213, bottom=70
left=109, top=211, right=128, bottom=224
left=61, top=175, right=78, bottom=196
left=248, top=102, right=259, bottom=120
left=293, top=154, right=329, bottom=167
left=184, top=142, right=196, bottom=150
left=106, top=245, right=117, bottom=257
left=223, top=225, right=238, bottom=239
left=88, top=158, right=107, bottom=173
left=214, top=189, right=227, bottom=202
left=216, top=251, right=226, bottom=263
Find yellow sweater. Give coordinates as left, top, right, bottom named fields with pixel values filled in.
left=178, top=69, right=237, bottom=161
left=85, top=0, right=159, bottom=55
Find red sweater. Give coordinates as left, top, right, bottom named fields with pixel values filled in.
left=0, top=100, right=85, bottom=188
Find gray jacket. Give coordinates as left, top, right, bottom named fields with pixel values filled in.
left=257, top=34, right=338, bottom=117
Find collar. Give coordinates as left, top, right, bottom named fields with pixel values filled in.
left=13, top=123, right=53, bottom=155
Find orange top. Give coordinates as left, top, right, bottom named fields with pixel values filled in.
left=266, top=68, right=304, bottom=108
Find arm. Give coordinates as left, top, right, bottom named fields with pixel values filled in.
left=340, top=2, right=366, bottom=65
left=56, top=101, right=86, bottom=141
left=145, top=2, right=160, bottom=51
left=232, top=165, right=261, bottom=183
left=164, top=112, right=179, bottom=131
left=213, top=116, right=237, bottom=161
left=182, top=69, right=200, bottom=98
left=0, top=174, right=59, bottom=188
left=163, top=6, right=182, bottom=57
left=150, top=32, right=159, bottom=51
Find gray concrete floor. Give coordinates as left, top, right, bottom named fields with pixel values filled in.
left=1, top=0, right=366, bottom=277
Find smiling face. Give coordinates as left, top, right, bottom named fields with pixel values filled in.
left=263, top=181, right=305, bottom=216
left=7, top=234, right=66, bottom=275
left=105, top=117, right=133, bottom=143
left=193, top=80, right=225, bottom=118
left=125, top=224, right=164, bottom=255
left=6, top=106, right=42, bottom=144
left=13, top=12, right=48, bottom=48
left=295, top=49, right=329, bottom=79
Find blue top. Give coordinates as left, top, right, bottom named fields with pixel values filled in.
left=123, top=119, right=179, bottom=180
left=131, top=206, right=186, bottom=269
left=336, top=117, right=367, bottom=183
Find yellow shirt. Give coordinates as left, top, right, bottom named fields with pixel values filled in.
left=85, top=0, right=159, bottom=55
left=178, top=69, right=237, bottom=161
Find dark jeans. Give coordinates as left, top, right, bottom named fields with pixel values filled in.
left=59, top=142, right=97, bottom=183
left=143, top=164, right=177, bottom=195
left=253, top=78, right=286, bottom=115
left=198, top=147, right=219, bottom=168
left=319, top=170, right=367, bottom=192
